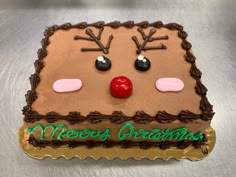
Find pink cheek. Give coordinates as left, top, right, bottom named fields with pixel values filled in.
left=155, top=78, right=184, bottom=92
left=53, top=79, right=82, bottom=93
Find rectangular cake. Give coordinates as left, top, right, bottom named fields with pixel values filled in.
left=22, top=21, right=214, bottom=151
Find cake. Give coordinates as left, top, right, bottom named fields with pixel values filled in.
left=22, top=21, right=214, bottom=152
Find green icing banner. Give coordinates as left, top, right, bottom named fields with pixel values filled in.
left=27, top=123, right=203, bottom=141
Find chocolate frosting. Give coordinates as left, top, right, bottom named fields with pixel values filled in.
left=24, top=110, right=208, bottom=124
left=28, top=134, right=207, bottom=149
left=22, top=21, right=214, bottom=125
left=190, top=64, right=202, bottom=79
left=74, top=27, right=113, bottom=54
left=178, top=30, right=188, bottom=39
left=185, top=51, right=196, bottom=63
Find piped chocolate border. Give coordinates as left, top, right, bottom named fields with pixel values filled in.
left=28, top=134, right=207, bottom=149
left=22, top=21, right=214, bottom=124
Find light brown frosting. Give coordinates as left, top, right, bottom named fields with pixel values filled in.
left=32, top=27, right=201, bottom=116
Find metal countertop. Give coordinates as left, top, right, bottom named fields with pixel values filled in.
left=0, top=0, right=235, bottom=177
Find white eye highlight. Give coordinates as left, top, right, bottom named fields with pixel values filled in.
left=97, top=56, right=104, bottom=62
left=137, top=55, right=144, bottom=60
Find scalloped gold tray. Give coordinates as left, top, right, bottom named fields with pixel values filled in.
left=19, top=124, right=215, bottom=160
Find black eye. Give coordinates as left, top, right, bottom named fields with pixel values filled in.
left=95, top=56, right=112, bottom=71
left=134, top=55, right=151, bottom=71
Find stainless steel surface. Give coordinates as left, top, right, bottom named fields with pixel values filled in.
left=0, top=0, right=235, bottom=176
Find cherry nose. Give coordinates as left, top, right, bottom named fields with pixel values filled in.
left=110, top=76, right=133, bottom=98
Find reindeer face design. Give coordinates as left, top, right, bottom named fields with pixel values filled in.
left=32, top=26, right=201, bottom=116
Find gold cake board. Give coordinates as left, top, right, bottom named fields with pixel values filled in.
left=19, top=124, right=216, bottom=160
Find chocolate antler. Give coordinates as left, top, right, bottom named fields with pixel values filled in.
left=132, top=27, right=169, bottom=54
left=74, top=27, right=113, bottom=54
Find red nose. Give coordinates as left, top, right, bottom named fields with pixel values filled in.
left=110, top=76, right=133, bottom=98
